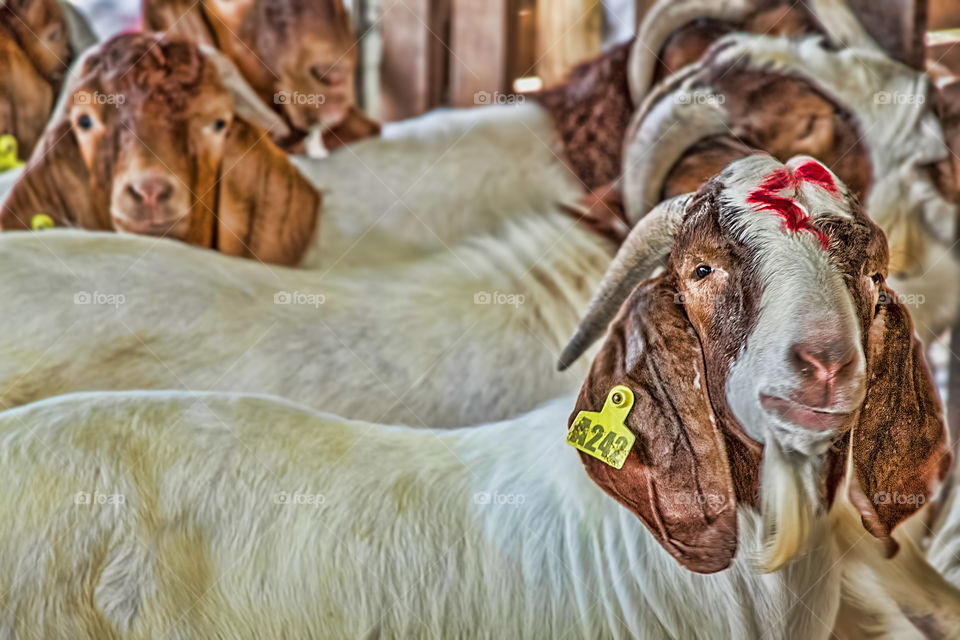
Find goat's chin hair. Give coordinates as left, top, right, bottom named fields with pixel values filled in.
left=756, top=440, right=823, bottom=573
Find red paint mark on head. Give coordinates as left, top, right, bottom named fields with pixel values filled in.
left=746, top=163, right=833, bottom=249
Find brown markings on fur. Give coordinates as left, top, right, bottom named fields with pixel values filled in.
left=574, top=173, right=949, bottom=565
left=570, top=274, right=738, bottom=574
left=145, top=0, right=379, bottom=151
left=651, top=2, right=819, bottom=87
left=662, top=137, right=757, bottom=199
left=534, top=41, right=635, bottom=191
left=561, top=181, right=629, bottom=246
left=1, top=34, right=321, bottom=266
left=0, top=0, right=73, bottom=158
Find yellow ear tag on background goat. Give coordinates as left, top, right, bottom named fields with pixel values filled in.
left=566, top=385, right=636, bottom=469
left=30, top=214, right=55, bottom=231
left=0, top=134, right=24, bottom=171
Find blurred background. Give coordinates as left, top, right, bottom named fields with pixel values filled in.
left=57, top=0, right=960, bottom=121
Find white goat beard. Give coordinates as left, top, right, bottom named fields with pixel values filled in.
left=757, top=440, right=823, bottom=573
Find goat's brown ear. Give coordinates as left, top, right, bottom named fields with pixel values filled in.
left=0, top=120, right=105, bottom=231
left=216, top=118, right=321, bottom=266
left=569, top=275, right=737, bottom=573
left=847, top=287, right=952, bottom=547
left=143, top=0, right=219, bottom=47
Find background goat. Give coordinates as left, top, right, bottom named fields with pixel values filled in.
left=0, top=0, right=96, bottom=161
left=0, top=156, right=952, bottom=638
left=143, top=0, right=380, bottom=154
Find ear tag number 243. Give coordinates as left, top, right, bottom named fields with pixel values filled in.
left=566, top=385, right=636, bottom=469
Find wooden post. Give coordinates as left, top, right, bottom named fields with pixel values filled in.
left=449, top=0, right=510, bottom=107
left=379, top=0, right=450, bottom=121
left=535, top=0, right=604, bottom=87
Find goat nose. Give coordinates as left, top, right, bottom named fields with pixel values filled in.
left=311, top=65, right=347, bottom=88
left=789, top=338, right=859, bottom=400
left=127, top=175, right=174, bottom=207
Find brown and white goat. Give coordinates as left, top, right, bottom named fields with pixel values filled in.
left=621, top=34, right=960, bottom=344
left=0, top=156, right=954, bottom=638
left=0, top=33, right=321, bottom=264
left=143, top=0, right=380, bottom=153
left=0, top=0, right=96, bottom=161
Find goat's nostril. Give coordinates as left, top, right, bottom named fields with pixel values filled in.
left=128, top=176, right=174, bottom=208
left=790, top=340, right=857, bottom=383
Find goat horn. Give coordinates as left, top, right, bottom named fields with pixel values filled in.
left=628, top=0, right=759, bottom=106
left=558, top=194, right=691, bottom=370
left=621, top=65, right=730, bottom=224
left=199, top=45, right=292, bottom=139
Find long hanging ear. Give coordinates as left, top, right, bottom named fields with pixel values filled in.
left=846, top=287, right=952, bottom=549
left=215, top=117, right=321, bottom=266
left=569, top=275, right=738, bottom=573
left=0, top=119, right=106, bottom=231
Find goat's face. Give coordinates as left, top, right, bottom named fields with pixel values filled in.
left=676, top=156, right=877, bottom=455
left=64, top=39, right=232, bottom=239
left=198, top=0, right=358, bottom=133
left=567, top=155, right=948, bottom=574
left=1, top=34, right=321, bottom=266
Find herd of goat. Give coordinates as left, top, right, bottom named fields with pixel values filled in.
left=5, top=0, right=960, bottom=637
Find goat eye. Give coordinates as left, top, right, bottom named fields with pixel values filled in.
left=76, top=114, right=93, bottom=131
left=694, top=265, right=713, bottom=280
left=870, top=273, right=884, bottom=285
left=212, top=119, right=227, bottom=133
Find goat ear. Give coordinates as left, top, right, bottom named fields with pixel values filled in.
left=144, top=0, right=219, bottom=47
left=0, top=120, right=105, bottom=231
left=215, top=118, right=321, bottom=266
left=846, top=287, right=952, bottom=548
left=569, top=275, right=738, bottom=573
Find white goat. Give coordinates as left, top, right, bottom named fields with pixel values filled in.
left=0, top=156, right=954, bottom=639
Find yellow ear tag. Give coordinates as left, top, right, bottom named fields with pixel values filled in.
left=0, top=134, right=24, bottom=171
left=566, top=385, right=636, bottom=469
left=30, top=214, right=55, bottom=231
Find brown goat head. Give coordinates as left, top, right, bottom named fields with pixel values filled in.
left=0, top=0, right=74, bottom=160
left=144, top=0, right=374, bottom=150
left=562, top=156, right=950, bottom=573
left=0, top=33, right=321, bottom=266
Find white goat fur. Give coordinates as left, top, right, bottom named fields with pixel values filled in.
left=295, top=103, right=585, bottom=270
left=0, top=390, right=842, bottom=639
left=0, top=216, right=610, bottom=425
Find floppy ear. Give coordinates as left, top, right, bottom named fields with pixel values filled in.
left=846, top=287, right=952, bottom=548
left=569, top=275, right=738, bottom=573
left=0, top=120, right=106, bottom=231
left=215, top=118, right=321, bottom=266
left=144, top=0, right=219, bottom=47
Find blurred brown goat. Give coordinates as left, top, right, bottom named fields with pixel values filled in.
left=143, top=0, right=380, bottom=153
